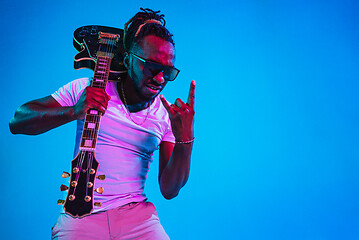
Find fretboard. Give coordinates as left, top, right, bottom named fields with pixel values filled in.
left=79, top=55, right=113, bottom=151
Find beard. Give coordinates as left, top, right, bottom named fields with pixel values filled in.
left=128, top=66, right=157, bottom=103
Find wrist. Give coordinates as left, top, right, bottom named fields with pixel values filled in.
left=175, top=137, right=195, bottom=144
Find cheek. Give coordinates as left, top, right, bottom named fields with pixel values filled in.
left=130, top=66, right=144, bottom=83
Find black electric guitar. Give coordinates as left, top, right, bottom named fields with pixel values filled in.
left=59, top=25, right=125, bottom=218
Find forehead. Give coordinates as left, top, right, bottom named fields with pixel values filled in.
left=136, top=35, right=175, bottom=65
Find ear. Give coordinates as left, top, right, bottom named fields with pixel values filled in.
left=123, top=52, right=130, bottom=69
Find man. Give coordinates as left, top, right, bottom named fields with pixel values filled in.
left=9, top=8, right=194, bottom=240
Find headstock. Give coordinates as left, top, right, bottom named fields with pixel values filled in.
left=60, top=150, right=104, bottom=218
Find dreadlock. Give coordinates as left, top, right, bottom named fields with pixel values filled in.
left=123, top=8, right=174, bottom=52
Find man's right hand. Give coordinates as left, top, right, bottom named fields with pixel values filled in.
left=73, top=86, right=111, bottom=119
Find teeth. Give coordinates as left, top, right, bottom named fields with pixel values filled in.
left=148, top=85, right=158, bottom=90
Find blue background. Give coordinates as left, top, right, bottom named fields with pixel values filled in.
left=1, top=0, right=358, bottom=239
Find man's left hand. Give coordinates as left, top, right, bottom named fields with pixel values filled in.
left=160, top=80, right=195, bottom=142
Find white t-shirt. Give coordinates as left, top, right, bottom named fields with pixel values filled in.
left=51, top=78, right=175, bottom=213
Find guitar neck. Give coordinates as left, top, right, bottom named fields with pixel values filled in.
left=92, top=54, right=113, bottom=89
left=79, top=55, right=112, bottom=151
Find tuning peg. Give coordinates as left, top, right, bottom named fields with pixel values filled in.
left=57, top=199, right=65, bottom=205
left=60, top=184, right=68, bottom=191
left=96, top=175, right=106, bottom=180
left=84, top=196, right=92, bottom=202
left=94, top=202, right=102, bottom=207
left=71, top=181, right=78, bottom=187
left=68, top=195, right=75, bottom=201
left=62, top=171, right=70, bottom=178
left=95, top=187, right=104, bottom=194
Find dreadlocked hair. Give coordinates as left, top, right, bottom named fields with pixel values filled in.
left=123, top=8, right=174, bottom=52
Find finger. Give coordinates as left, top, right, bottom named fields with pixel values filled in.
left=90, top=88, right=110, bottom=102
left=85, top=95, right=108, bottom=114
left=171, top=104, right=181, bottom=113
left=187, top=80, right=195, bottom=108
left=87, top=95, right=108, bottom=112
left=160, top=94, right=174, bottom=115
left=175, top=98, right=187, bottom=110
left=88, top=102, right=106, bottom=114
left=87, top=88, right=110, bottom=109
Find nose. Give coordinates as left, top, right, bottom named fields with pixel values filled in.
left=152, top=71, right=165, bottom=85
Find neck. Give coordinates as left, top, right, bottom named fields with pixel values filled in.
left=117, top=78, right=151, bottom=112
left=126, top=101, right=150, bottom=112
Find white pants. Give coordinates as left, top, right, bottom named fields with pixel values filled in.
left=51, top=201, right=170, bottom=240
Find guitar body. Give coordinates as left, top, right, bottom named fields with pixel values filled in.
left=64, top=151, right=99, bottom=218
left=73, top=25, right=127, bottom=81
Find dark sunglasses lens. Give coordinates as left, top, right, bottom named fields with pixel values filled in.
left=143, top=61, right=179, bottom=81
left=143, top=62, right=161, bottom=77
left=163, top=68, right=179, bottom=81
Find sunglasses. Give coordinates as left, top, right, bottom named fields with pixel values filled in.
left=129, top=52, right=180, bottom=81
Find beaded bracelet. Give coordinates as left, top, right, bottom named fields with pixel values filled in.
left=175, top=137, right=195, bottom=144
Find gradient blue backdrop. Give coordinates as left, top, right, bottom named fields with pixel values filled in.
left=1, top=0, right=358, bottom=239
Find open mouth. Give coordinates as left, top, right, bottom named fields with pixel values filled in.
left=145, top=83, right=161, bottom=92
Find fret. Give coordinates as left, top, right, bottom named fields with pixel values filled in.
left=92, top=83, right=106, bottom=89
left=97, top=52, right=114, bottom=58
left=92, top=81, right=105, bottom=86
left=81, top=130, right=99, bottom=140
left=85, top=114, right=100, bottom=121
left=84, top=117, right=100, bottom=123
left=85, top=113, right=97, bottom=119
left=99, top=38, right=117, bottom=45
left=82, top=128, right=97, bottom=136
left=94, top=74, right=107, bottom=78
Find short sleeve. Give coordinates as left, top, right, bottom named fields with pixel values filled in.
left=51, top=78, right=90, bottom=107
left=160, top=101, right=176, bottom=143
left=162, top=125, right=176, bottom=143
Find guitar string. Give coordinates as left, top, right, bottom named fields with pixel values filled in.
left=66, top=33, right=119, bottom=209
left=71, top=34, right=117, bottom=206
left=70, top=34, right=118, bottom=202
left=86, top=34, right=116, bottom=199
left=86, top=35, right=109, bottom=198
left=71, top=150, right=84, bottom=198
left=71, top=34, right=104, bottom=200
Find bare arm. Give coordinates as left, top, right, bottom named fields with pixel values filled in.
left=9, top=87, right=110, bottom=135
left=159, top=140, right=193, bottom=199
left=9, top=95, right=76, bottom=135
left=159, top=80, right=195, bottom=199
